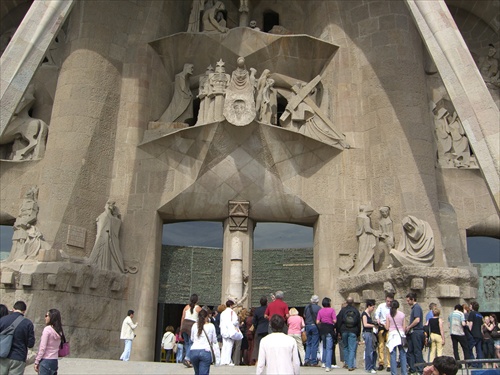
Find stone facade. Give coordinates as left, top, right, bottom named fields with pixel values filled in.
left=0, top=0, right=498, bottom=361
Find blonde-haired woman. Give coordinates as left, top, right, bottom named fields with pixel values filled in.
left=287, top=308, right=306, bottom=365
left=428, top=308, right=445, bottom=361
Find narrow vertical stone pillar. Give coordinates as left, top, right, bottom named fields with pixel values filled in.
left=405, top=0, right=500, bottom=213
left=222, top=215, right=253, bottom=308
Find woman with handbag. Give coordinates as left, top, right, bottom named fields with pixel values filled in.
left=34, top=309, right=65, bottom=375
left=190, top=309, right=218, bottom=375
left=385, top=300, right=408, bottom=375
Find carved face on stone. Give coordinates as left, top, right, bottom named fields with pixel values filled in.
left=379, top=206, right=390, bottom=218
left=184, top=63, right=194, bottom=76
left=237, top=57, right=245, bottom=69
left=250, top=20, right=257, bottom=28
left=488, top=45, right=497, bottom=57
left=233, top=100, right=245, bottom=119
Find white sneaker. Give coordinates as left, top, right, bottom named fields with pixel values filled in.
left=332, top=365, right=340, bottom=369
left=322, top=363, right=326, bottom=368
left=326, top=368, right=331, bottom=372
left=371, top=370, right=377, bottom=374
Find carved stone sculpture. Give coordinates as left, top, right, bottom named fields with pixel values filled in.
left=89, top=201, right=125, bottom=273
left=8, top=186, right=40, bottom=261
left=0, top=84, right=48, bottom=161
left=249, top=20, right=260, bottom=31
left=223, top=57, right=257, bottom=126
left=433, top=100, right=474, bottom=168
left=374, top=206, right=394, bottom=271
left=187, top=0, right=206, bottom=32
left=196, top=65, right=214, bottom=125
left=280, top=76, right=348, bottom=148
left=255, top=70, right=277, bottom=125
left=352, top=205, right=380, bottom=275
left=479, top=44, right=500, bottom=89
left=158, top=63, right=194, bottom=124
left=24, top=226, right=52, bottom=259
left=390, top=215, right=435, bottom=267
left=202, top=1, right=228, bottom=33
left=483, top=276, right=497, bottom=299
left=207, top=59, right=230, bottom=123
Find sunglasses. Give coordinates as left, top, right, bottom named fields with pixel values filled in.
left=45, top=314, right=49, bottom=317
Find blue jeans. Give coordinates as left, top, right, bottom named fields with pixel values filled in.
left=407, top=330, right=424, bottom=373
left=39, top=359, right=58, bottom=375
left=322, top=333, right=334, bottom=368
left=305, top=324, right=320, bottom=364
left=120, top=339, right=133, bottom=361
left=190, top=349, right=212, bottom=375
left=176, top=343, right=184, bottom=362
left=469, top=337, right=483, bottom=368
left=342, top=332, right=358, bottom=369
left=182, top=332, right=193, bottom=361
left=390, top=345, right=407, bottom=375
left=363, top=332, right=375, bottom=371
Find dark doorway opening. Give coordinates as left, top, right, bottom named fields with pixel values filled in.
left=263, top=10, right=279, bottom=33
left=154, top=303, right=185, bottom=362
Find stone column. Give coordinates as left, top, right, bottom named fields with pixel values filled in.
left=405, top=0, right=500, bottom=214
left=221, top=201, right=253, bottom=307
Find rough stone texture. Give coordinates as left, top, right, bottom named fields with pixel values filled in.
left=0, top=0, right=498, bottom=362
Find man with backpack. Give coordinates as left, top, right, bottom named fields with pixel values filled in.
left=337, top=297, right=361, bottom=371
left=0, top=301, right=35, bottom=375
left=303, top=294, right=321, bottom=367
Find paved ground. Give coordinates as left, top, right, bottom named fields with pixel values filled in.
left=23, top=358, right=376, bottom=375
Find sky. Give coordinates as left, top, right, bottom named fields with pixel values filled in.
left=1, top=222, right=499, bottom=262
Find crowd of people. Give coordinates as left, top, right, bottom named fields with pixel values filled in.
left=0, top=301, right=66, bottom=375
left=157, top=292, right=500, bottom=375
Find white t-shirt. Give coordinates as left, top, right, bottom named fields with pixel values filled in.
left=191, top=322, right=217, bottom=352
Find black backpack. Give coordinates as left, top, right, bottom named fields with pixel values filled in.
left=345, top=309, right=358, bottom=328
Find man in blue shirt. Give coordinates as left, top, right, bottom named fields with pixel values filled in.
left=0, top=301, right=35, bottom=375
left=406, top=293, right=424, bottom=375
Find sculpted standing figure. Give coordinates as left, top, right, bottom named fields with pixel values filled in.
left=8, top=186, right=39, bottom=261
left=258, top=78, right=277, bottom=125
left=223, top=57, right=257, bottom=125
left=207, top=59, right=230, bottom=122
left=196, top=65, right=214, bottom=125
left=89, top=201, right=125, bottom=273
left=158, top=63, right=194, bottom=124
left=352, top=205, right=380, bottom=275
left=375, top=206, right=394, bottom=270
left=187, top=0, right=206, bottom=32
left=390, top=215, right=435, bottom=267
left=448, top=111, right=471, bottom=167
left=202, top=1, right=228, bottom=33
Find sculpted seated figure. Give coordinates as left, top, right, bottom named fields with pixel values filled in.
left=390, top=215, right=435, bottom=267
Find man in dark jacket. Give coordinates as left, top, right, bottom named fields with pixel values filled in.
left=337, top=297, right=361, bottom=371
left=0, top=301, right=35, bottom=375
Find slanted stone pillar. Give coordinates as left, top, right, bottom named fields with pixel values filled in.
left=221, top=201, right=253, bottom=307
left=405, top=0, right=500, bottom=214
left=0, top=0, right=75, bottom=135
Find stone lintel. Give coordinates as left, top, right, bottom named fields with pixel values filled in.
left=362, top=289, right=376, bottom=300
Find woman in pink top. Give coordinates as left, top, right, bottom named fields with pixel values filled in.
left=316, top=297, right=337, bottom=371
left=287, top=308, right=305, bottom=365
left=34, top=309, right=65, bottom=375
left=384, top=300, right=408, bottom=375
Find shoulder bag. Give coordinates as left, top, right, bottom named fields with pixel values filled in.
left=58, top=332, right=70, bottom=357
left=202, top=327, right=220, bottom=366
left=391, top=314, right=408, bottom=349
left=0, top=316, right=25, bottom=358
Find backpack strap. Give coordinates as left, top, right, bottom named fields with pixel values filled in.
left=0, top=315, right=24, bottom=335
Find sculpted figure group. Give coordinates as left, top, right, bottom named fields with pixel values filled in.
left=350, top=205, right=435, bottom=276
left=160, top=56, right=347, bottom=147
